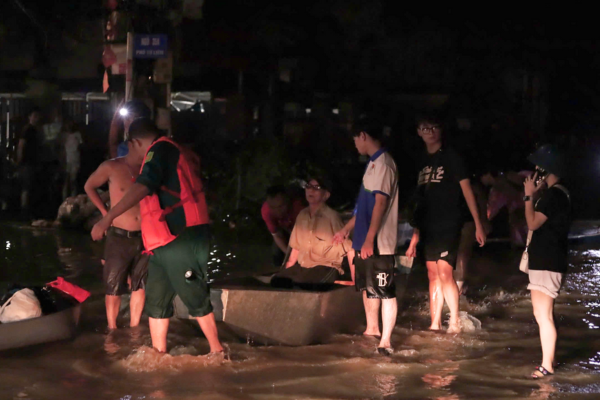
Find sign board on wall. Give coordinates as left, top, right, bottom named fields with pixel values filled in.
left=134, top=34, right=168, bottom=59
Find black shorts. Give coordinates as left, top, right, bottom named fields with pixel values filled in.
left=354, top=254, right=396, bottom=299
left=422, top=229, right=461, bottom=268
left=103, top=228, right=149, bottom=296
left=19, top=165, right=35, bottom=192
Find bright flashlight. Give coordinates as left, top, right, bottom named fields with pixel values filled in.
left=119, top=108, right=129, bottom=117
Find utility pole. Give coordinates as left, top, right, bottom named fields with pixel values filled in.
left=125, top=32, right=134, bottom=101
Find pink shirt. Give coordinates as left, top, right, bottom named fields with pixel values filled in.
left=487, top=171, right=532, bottom=219
left=261, top=198, right=304, bottom=234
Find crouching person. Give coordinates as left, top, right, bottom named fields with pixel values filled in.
left=271, top=175, right=353, bottom=289
left=91, top=118, right=223, bottom=355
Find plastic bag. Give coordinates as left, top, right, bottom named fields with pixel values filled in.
left=0, top=288, right=42, bottom=323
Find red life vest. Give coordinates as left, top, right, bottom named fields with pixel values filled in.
left=139, top=136, right=209, bottom=251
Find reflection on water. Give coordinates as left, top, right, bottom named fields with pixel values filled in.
left=374, top=373, right=398, bottom=397
left=422, top=361, right=459, bottom=390
left=1, top=223, right=600, bottom=399
left=530, top=382, right=557, bottom=400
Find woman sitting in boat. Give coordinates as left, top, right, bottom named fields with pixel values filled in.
left=271, top=175, right=353, bottom=289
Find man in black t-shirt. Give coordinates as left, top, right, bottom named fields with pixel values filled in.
left=406, top=114, right=486, bottom=333
left=16, top=108, right=42, bottom=217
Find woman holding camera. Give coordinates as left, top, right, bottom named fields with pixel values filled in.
left=523, top=145, right=570, bottom=379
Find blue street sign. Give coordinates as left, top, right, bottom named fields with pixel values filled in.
left=134, top=34, right=168, bottom=59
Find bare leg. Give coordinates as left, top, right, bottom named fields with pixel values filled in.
left=437, top=260, right=460, bottom=333
left=348, top=249, right=356, bottom=283
left=105, top=295, right=121, bottom=330
left=335, top=250, right=356, bottom=286
left=129, top=289, right=145, bottom=327
left=149, top=317, right=170, bottom=353
left=531, top=290, right=556, bottom=373
left=195, top=312, right=224, bottom=353
left=426, top=261, right=444, bottom=330
left=21, top=190, right=29, bottom=211
left=455, top=222, right=474, bottom=294
left=379, top=298, right=397, bottom=349
left=62, top=177, right=69, bottom=201
left=363, top=290, right=382, bottom=336
left=70, top=169, right=78, bottom=197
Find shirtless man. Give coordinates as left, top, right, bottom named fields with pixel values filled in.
left=84, top=141, right=148, bottom=330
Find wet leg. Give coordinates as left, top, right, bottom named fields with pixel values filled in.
left=531, top=290, right=556, bottom=373
left=129, top=289, right=145, bottom=327
left=105, top=295, right=121, bottom=330
left=69, top=168, right=79, bottom=197
left=363, top=290, right=382, bottom=336
left=196, top=313, right=224, bottom=353
left=379, top=298, right=397, bottom=349
left=21, top=190, right=29, bottom=213
left=348, top=249, right=356, bottom=283
left=438, top=260, right=460, bottom=333
left=62, top=177, right=69, bottom=201
left=426, top=262, right=443, bottom=330
left=149, top=317, right=170, bottom=353
left=455, top=222, right=474, bottom=294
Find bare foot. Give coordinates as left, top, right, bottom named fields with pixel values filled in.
left=456, top=281, right=464, bottom=294
left=363, top=330, right=381, bottom=338
left=447, top=321, right=461, bottom=334
left=210, top=345, right=224, bottom=353
left=428, top=324, right=442, bottom=331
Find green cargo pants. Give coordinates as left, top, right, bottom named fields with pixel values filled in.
left=144, top=224, right=213, bottom=318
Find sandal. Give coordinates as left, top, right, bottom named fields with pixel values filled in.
left=531, top=366, right=553, bottom=379
left=376, top=347, right=394, bottom=356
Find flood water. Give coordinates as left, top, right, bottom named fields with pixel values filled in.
left=1, top=222, right=600, bottom=399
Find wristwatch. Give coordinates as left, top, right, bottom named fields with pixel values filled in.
left=523, top=195, right=532, bottom=202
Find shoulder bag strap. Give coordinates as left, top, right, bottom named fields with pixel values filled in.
left=553, top=184, right=571, bottom=204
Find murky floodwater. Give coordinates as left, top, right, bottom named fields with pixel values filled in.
left=1, top=222, right=600, bottom=399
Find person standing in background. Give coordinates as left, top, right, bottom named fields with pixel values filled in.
left=62, top=119, right=83, bottom=200
left=108, top=99, right=152, bottom=159
left=16, top=108, right=42, bottom=219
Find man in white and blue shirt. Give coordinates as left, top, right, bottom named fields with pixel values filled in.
left=333, top=117, right=399, bottom=355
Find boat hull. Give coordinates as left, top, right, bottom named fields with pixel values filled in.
left=174, top=276, right=365, bottom=346
left=0, top=304, right=81, bottom=351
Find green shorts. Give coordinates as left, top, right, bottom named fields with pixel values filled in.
left=144, top=224, right=213, bottom=319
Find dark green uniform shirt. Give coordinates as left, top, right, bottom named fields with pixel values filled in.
left=136, top=140, right=187, bottom=235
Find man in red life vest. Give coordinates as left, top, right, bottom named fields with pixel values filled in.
left=91, top=118, right=223, bottom=355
